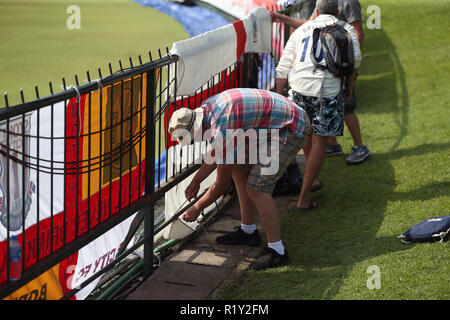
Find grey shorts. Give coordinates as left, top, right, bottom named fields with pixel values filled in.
left=235, top=130, right=309, bottom=194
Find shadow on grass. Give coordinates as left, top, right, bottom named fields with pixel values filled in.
left=357, top=28, right=409, bottom=152
left=275, top=140, right=450, bottom=299
left=218, top=21, right=449, bottom=301
left=393, top=181, right=450, bottom=202
left=275, top=29, right=414, bottom=299
left=218, top=29, right=447, bottom=300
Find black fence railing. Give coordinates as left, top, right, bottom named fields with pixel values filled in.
left=0, top=0, right=314, bottom=300
left=0, top=50, right=244, bottom=299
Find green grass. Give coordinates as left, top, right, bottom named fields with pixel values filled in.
left=216, top=0, right=450, bottom=300
left=0, top=0, right=188, bottom=106
left=1, top=0, right=448, bottom=301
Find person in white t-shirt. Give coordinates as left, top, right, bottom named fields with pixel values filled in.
left=272, top=0, right=370, bottom=165
left=275, top=0, right=362, bottom=210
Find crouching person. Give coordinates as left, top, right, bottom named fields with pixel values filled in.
left=168, top=88, right=311, bottom=270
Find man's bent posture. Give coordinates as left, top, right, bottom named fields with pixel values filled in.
left=168, top=88, right=310, bottom=270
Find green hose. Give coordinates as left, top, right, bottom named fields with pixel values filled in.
left=96, top=238, right=180, bottom=300
left=154, top=238, right=180, bottom=254
left=95, top=260, right=144, bottom=300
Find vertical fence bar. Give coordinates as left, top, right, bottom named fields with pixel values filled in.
left=138, top=73, right=143, bottom=199
left=20, top=90, right=26, bottom=277
left=165, top=62, right=170, bottom=183
left=166, top=49, right=178, bottom=173
left=241, top=54, right=249, bottom=88
left=75, top=82, right=80, bottom=241
left=143, top=69, right=156, bottom=277
left=86, top=72, right=92, bottom=232
left=47, top=81, right=55, bottom=258
left=119, top=80, right=124, bottom=212
left=157, top=67, right=162, bottom=188
left=129, top=76, right=134, bottom=206
left=36, top=86, right=41, bottom=263
left=62, top=78, right=67, bottom=247
left=50, top=88, right=55, bottom=251
left=108, top=82, right=114, bottom=219
left=6, top=100, right=10, bottom=282
left=97, top=70, right=103, bottom=227
left=178, top=95, right=184, bottom=175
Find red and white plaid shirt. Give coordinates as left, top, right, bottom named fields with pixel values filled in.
left=201, top=88, right=308, bottom=145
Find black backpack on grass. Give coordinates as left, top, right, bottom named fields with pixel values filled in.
left=398, top=216, right=450, bottom=244
left=273, top=159, right=302, bottom=196
left=311, top=20, right=355, bottom=79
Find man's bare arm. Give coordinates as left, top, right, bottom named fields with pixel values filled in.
left=350, top=20, right=364, bottom=49
left=183, top=164, right=233, bottom=222
left=185, top=148, right=217, bottom=201
left=270, top=11, right=313, bottom=29
left=345, top=68, right=359, bottom=99
left=276, top=78, right=288, bottom=95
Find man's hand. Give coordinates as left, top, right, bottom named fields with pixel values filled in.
left=182, top=205, right=201, bottom=222
left=185, top=179, right=200, bottom=202
left=270, top=11, right=283, bottom=23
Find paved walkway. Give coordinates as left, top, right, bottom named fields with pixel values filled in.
left=126, top=154, right=305, bottom=300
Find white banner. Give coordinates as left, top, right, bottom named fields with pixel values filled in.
left=170, top=7, right=272, bottom=96
left=198, top=0, right=278, bottom=19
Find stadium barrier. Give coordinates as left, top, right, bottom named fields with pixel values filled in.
left=0, top=1, right=313, bottom=300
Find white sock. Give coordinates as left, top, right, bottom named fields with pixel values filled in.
left=268, top=240, right=285, bottom=255
left=240, top=223, right=256, bottom=235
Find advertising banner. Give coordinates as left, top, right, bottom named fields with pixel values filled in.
left=1, top=74, right=147, bottom=299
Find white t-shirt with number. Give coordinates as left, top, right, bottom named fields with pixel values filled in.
left=276, top=14, right=362, bottom=98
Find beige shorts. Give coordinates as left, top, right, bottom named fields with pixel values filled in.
left=235, top=129, right=309, bottom=194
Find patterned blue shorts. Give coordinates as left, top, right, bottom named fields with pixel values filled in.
left=292, top=91, right=344, bottom=137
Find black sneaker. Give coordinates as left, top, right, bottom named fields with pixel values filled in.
left=325, top=144, right=343, bottom=157
left=249, top=247, right=291, bottom=271
left=216, top=226, right=262, bottom=246
left=346, top=145, right=371, bottom=164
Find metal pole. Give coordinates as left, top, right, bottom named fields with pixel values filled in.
left=242, top=53, right=259, bottom=89
left=143, top=69, right=157, bottom=277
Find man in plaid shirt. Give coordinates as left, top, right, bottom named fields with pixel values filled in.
left=168, top=88, right=310, bottom=270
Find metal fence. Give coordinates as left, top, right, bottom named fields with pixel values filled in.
left=0, top=1, right=313, bottom=300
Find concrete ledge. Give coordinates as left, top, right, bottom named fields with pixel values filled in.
left=170, top=249, right=238, bottom=268
left=126, top=261, right=232, bottom=300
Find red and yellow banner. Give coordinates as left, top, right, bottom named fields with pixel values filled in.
left=1, top=74, right=147, bottom=299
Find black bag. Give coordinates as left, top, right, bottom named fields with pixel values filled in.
left=272, top=159, right=303, bottom=196
left=398, top=216, right=450, bottom=244
left=310, top=20, right=355, bottom=78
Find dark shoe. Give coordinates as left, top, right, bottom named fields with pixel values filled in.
left=325, top=144, right=343, bottom=157
left=298, top=201, right=319, bottom=212
left=310, top=180, right=324, bottom=193
left=249, top=247, right=291, bottom=271
left=216, top=226, right=262, bottom=246
left=346, top=145, right=371, bottom=164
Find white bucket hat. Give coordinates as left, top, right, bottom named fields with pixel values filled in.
left=168, top=107, right=204, bottom=145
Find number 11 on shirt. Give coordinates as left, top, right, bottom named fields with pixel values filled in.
left=300, top=36, right=310, bottom=62
left=300, top=35, right=323, bottom=63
